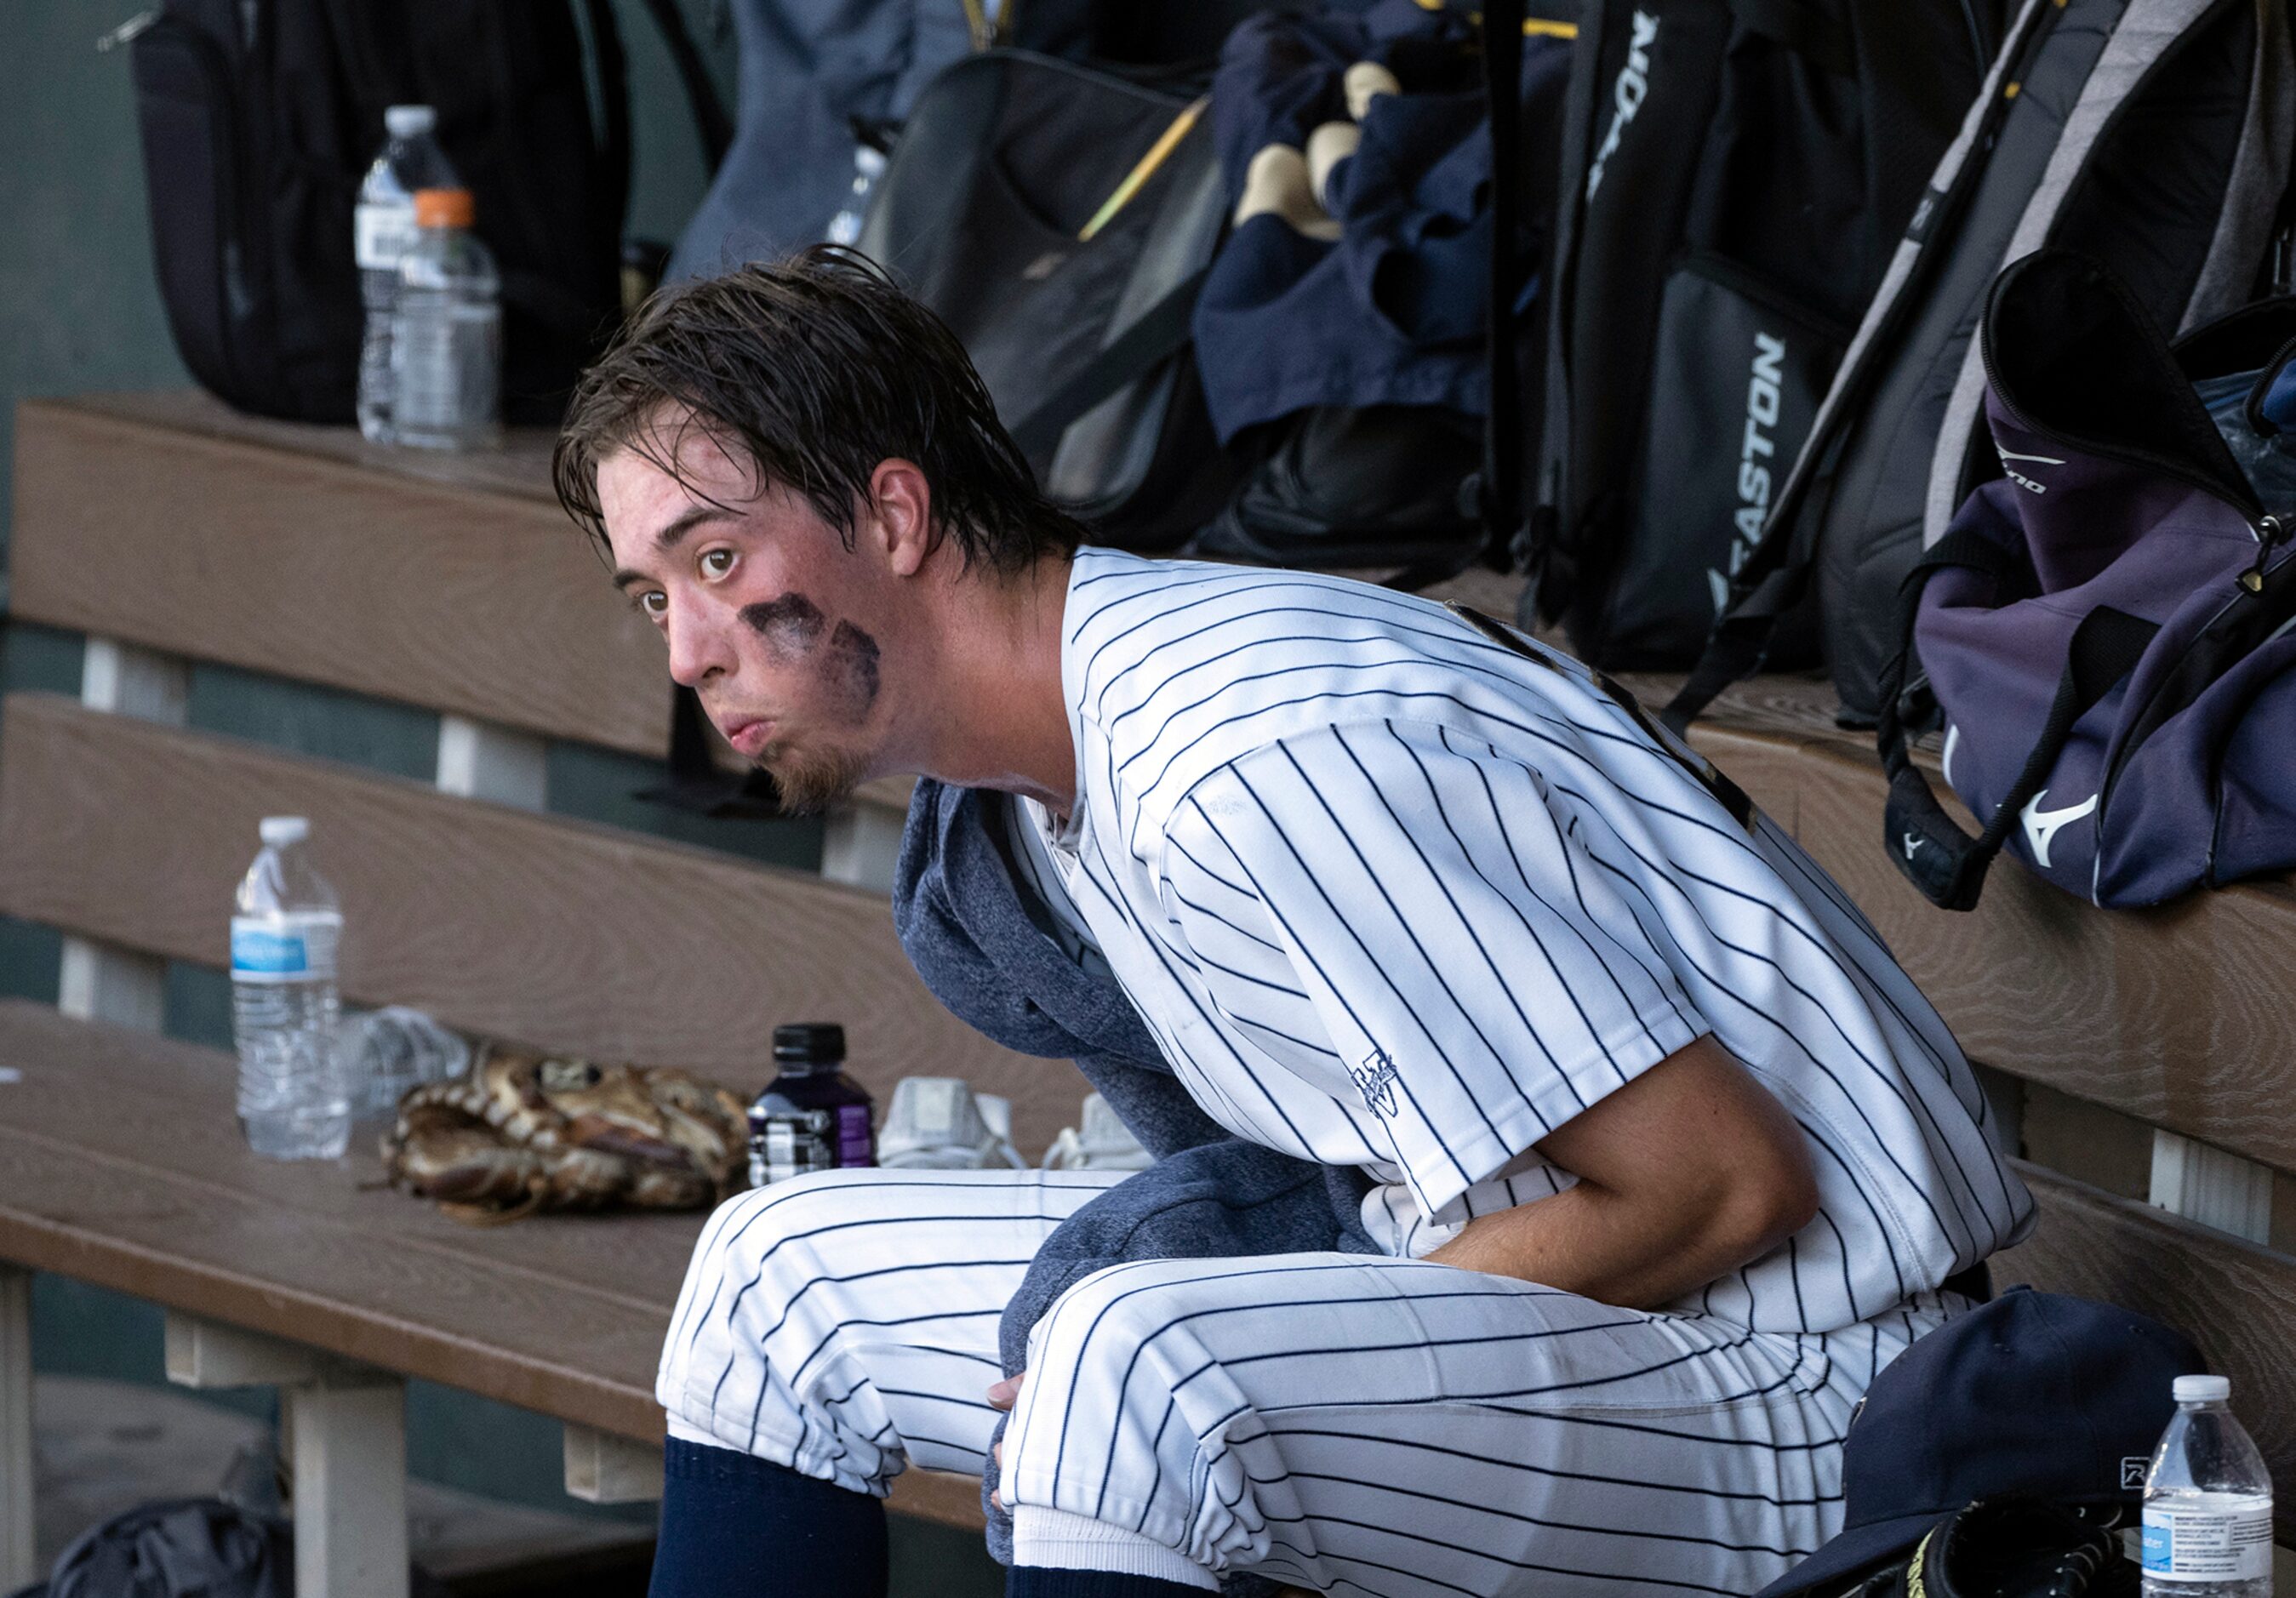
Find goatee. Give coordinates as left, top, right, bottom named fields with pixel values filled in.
left=761, top=741, right=870, bottom=816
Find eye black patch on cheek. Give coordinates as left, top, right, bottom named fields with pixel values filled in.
left=825, top=620, right=882, bottom=720
left=740, top=594, right=828, bottom=655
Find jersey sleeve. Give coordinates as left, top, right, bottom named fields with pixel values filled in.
left=1161, top=718, right=1708, bottom=1224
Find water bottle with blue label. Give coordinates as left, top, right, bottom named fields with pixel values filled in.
left=231, top=816, right=348, bottom=1159
left=2142, top=1374, right=2273, bottom=1598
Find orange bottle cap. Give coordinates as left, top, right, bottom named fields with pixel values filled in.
left=413, top=188, right=475, bottom=229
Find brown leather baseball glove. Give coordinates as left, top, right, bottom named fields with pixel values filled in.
left=380, top=1044, right=749, bottom=1224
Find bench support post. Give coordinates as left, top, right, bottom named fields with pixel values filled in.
left=435, top=716, right=548, bottom=810
left=821, top=801, right=906, bottom=893
left=164, top=1312, right=408, bottom=1598
left=60, top=638, right=187, bottom=1030
left=288, top=1381, right=409, bottom=1598
left=81, top=637, right=191, bottom=725
left=56, top=939, right=165, bottom=1031
left=563, top=1424, right=664, bottom=1504
left=1, top=1265, right=33, bottom=1593
left=2150, top=1131, right=2273, bottom=1245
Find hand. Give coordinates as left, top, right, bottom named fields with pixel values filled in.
left=987, top=1370, right=1025, bottom=1510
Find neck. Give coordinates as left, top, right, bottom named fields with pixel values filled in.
left=900, top=551, right=1077, bottom=811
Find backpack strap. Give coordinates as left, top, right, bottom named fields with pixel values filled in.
left=1007, top=265, right=1210, bottom=461
left=1479, top=0, right=1528, bottom=576
left=1873, top=529, right=2157, bottom=910
left=585, top=0, right=634, bottom=227
left=1660, top=0, right=2059, bottom=736
left=1375, top=0, right=1535, bottom=597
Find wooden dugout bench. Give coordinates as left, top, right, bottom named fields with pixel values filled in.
left=5, top=391, right=2296, bottom=1593
left=0, top=392, right=1020, bottom=1597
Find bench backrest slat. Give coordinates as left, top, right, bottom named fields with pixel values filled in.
left=1692, top=724, right=2296, bottom=1179
left=11, top=397, right=666, bottom=756
left=0, top=692, right=1072, bottom=1149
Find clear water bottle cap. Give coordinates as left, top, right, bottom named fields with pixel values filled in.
left=385, top=105, right=437, bottom=138
left=258, top=816, right=310, bottom=847
left=2174, top=1374, right=2231, bottom=1403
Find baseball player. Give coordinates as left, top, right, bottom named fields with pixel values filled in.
left=554, top=248, right=2034, bottom=1598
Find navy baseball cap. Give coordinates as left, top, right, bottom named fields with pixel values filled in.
left=1756, top=1288, right=2204, bottom=1598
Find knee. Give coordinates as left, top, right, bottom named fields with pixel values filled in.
left=678, top=1170, right=875, bottom=1323
left=1023, top=1262, right=1240, bottom=1422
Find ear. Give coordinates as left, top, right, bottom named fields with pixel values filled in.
left=865, top=459, right=936, bottom=577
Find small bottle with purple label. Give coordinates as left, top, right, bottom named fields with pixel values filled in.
left=748, top=1024, right=875, bottom=1188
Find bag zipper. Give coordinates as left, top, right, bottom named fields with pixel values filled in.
left=94, top=9, right=158, bottom=51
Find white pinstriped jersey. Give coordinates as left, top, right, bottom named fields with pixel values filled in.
left=1007, top=547, right=2033, bottom=1334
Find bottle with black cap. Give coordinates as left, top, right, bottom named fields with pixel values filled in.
left=747, top=1024, right=876, bottom=1188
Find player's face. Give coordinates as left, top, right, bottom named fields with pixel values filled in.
left=599, top=423, right=894, bottom=814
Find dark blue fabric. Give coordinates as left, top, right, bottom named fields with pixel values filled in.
left=2264, top=354, right=2296, bottom=431
left=1755, top=1289, right=2202, bottom=1597
left=648, top=1439, right=888, bottom=1598
left=1191, top=0, right=1568, bottom=441
left=893, top=778, right=1375, bottom=1584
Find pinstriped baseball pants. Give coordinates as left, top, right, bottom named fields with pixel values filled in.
left=657, top=1167, right=1957, bottom=1598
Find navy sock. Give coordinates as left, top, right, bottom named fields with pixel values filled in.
left=647, top=1438, right=888, bottom=1598
left=1006, top=1570, right=1209, bottom=1598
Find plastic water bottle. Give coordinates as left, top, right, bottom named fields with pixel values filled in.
left=355, top=105, right=460, bottom=443
left=339, top=1005, right=468, bottom=1118
left=2142, top=1374, right=2274, bottom=1598
left=825, top=145, right=887, bottom=246
left=231, top=817, right=348, bottom=1160
left=391, top=187, right=501, bottom=451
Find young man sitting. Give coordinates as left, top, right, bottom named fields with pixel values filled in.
left=553, top=248, right=2032, bottom=1598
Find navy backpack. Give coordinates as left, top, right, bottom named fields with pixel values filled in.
left=1876, top=248, right=2296, bottom=910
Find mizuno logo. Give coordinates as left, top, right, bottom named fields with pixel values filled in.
left=1940, top=724, right=1961, bottom=788
left=1711, top=330, right=1789, bottom=615
left=1585, top=10, right=1659, bottom=198
left=1996, top=447, right=2065, bottom=494
left=2019, top=788, right=2098, bottom=869
left=1903, top=832, right=1926, bottom=860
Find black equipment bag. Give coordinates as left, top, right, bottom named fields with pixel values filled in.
left=15, top=1498, right=289, bottom=1598
left=1524, top=0, right=2001, bottom=671
left=857, top=50, right=1233, bottom=551
left=1183, top=0, right=1571, bottom=587
left=129, top=0, right=724, bottom=425
left=672, top=0, right=1087, bottom=281
left=1671, top=0, right=2296, bottom=730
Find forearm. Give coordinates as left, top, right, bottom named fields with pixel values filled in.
left=1423, top=1174, right=1779, bottom=1310
left=1422, top=1038, right=1819, bottom=1308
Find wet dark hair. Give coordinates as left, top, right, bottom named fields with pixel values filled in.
left=553, top=245, right=1084, bottom=574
